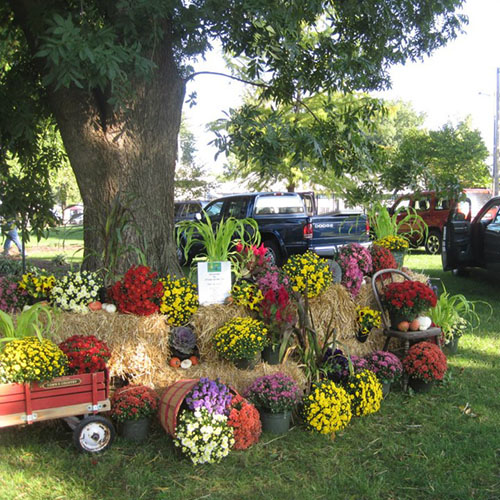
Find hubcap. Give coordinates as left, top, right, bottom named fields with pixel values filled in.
left=79, top=422, right=111, bottom=452
left=427, top=235, right=440, bottom=254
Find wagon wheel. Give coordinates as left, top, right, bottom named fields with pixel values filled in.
left=73, top=416, right=115, bottom=453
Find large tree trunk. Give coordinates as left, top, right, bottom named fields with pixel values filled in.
left=48, top=42, right=185, bottom=277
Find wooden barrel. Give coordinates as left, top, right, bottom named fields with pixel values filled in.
left=159, top=379, right=198, bottom=437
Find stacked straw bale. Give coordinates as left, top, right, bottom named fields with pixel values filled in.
left=46, top=268, right=429, bottom=391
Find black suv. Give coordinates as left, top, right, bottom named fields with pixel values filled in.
left=174, top=200, right=208, bottom=224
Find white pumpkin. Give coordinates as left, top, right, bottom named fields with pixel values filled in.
left=416, top=316, right=432, bottom=330
left=180, top=359, right=192, bottom=369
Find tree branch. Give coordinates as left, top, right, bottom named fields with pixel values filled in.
left=185, top=70, right=269, bottom=88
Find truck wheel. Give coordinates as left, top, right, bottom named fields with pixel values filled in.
left=73, top=416, right=115, bottom=453
left=425, top=230, right=442, bottom=255
left=263, top=240, right=283, bottom=267
left=176, top=246, right=187, bottom=266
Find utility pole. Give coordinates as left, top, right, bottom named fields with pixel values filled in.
left=494, top=68, right=500, bottom=196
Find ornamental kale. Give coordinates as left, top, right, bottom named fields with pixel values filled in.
left=170, top=326, right=197, bottom=355
left=185, top=377, right=233, bottom=415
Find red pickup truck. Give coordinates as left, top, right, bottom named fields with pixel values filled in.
left=389, top=189, right=491, bottom=254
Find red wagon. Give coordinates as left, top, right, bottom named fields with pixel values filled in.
left=0, top=370, right=115, bottom=453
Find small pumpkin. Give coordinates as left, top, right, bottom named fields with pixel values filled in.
left=397, top=320, right=410, bottom=332
left=88, top=301, right=102, bottom=311
left=169, top=357, right=181, bottom=368
left=409, top=318, right=420, bottom=331
left=417, top=316, right=432, bottom=330
left=189, top=355, right=199, bottom=366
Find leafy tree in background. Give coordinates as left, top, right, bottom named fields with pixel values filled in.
left=0, top=0, right=466, bottom=273
left=212, top=93, right=385, bottom=193
left=175, top=122, right=214, bottom=200
left=384, top=119, right=490, bottom=198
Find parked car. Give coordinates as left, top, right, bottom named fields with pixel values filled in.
left=178, top=192, right=369, bottom=266
left=442, top=195, right=500, bottom=274
left=389, top=189, right=491, bottom=254
left=174, top=200, right=208, bottom=224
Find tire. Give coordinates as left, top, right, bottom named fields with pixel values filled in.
left=425, top=230, right=442, bottom=255
left=73, top=415, right=115, bottom=453
left=176, top=246, right=187, bottom=266
left=263, top=240, right=283, bottom=267
left=452, top=267, right=469, bottom=277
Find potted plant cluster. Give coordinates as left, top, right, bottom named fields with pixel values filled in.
left=302, top=380, right=352, bottom=436
left=244, top=372, right=301, bottom=434
left=110, top=384, right=159, bottom=442
left=169, top=325, right=198, bottom=368
left=402, top=341, right=447, bottom=393
left=427, top=284, right=489, bottom=355
left=334, top=243, right=372, bottom=297
left=227, top=394, right=262, bottom=450
left=0, top=276, right=27, bottom=313
left=383, top=280, right=437, bottom=329
left=363, top=350, right=403, bottom=396
left=50, top=271, right=102, bottom=313
left=159, top=275, right=199, bottom=326
left=283, top=250, right=333, bottom=298
left=213, top=316, right=269, bottom=369
left=58, top=335, right=111, bottom=374
left=171, top=378, right=235, bottom=464
left=355, top=306, right=382, bottom=343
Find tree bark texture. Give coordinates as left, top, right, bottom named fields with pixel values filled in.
left=49, top=49, right=185, bottom=276
left=8, top=1, right=186, bottom=276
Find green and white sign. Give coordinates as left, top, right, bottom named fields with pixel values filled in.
left=197, top=261, right=232, bottom=306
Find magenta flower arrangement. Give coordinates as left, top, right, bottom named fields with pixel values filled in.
left=363, top=350, right=403, bottom=384
left=335, top=243, right=372, bottom=297
left=0, top=276, right=27, bottom=312
left=244, top=372, right=301, bottom=414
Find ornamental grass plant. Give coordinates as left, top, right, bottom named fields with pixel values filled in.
left=213, top=317, right=269, bottom=361
left=244, top=372, right=301, bottom=414
left=110, top=385, right=159, bottom=422
left=176, top=212, right=260, bottom=264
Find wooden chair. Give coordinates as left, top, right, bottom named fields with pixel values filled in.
left=371, top=269, right=442, bottom=389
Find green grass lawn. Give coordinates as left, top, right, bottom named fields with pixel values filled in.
left=0, top=252, right=499, bottom=500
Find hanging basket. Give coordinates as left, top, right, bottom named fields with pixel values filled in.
left=159, top=379, right=199, bottom=437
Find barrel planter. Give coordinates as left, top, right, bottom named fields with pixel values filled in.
left=159, top=379, right=199, bottom=437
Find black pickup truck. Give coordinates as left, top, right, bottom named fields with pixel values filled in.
left=180, top=192, right=369, bottom=266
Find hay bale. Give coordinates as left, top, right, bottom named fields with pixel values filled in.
left=49, top=311, right=172, bottom=387
left=130, top=359, right=307, bottom=394
left=189, top=303, right=247, bottom=361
